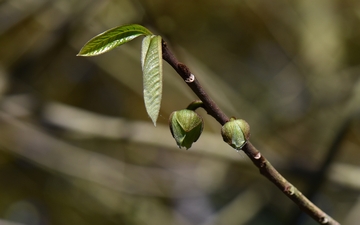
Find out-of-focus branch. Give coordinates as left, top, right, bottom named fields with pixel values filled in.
left=161, top=40, right=340, bottom=225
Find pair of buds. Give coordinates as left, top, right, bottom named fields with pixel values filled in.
left=169, top=109, right=250, bottom=150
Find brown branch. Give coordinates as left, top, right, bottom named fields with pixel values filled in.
left=162, top=41, right=229, bottom=125
left=161, top=40, right=340, bottom=225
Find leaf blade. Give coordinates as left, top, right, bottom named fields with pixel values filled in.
left=141, top=35, right=152, bottom=68
left=142, top=35, right=163, bottom=126
left=77, top=24, right=152, bottom=56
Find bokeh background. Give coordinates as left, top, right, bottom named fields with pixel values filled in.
left=0, top=0, right=360, bottom=224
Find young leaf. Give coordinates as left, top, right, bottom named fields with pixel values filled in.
left=141, top=35, right=163, bottom=126
left=77, top=24, right=153, bottom=56
left=141, top=35, right=151, bottom=69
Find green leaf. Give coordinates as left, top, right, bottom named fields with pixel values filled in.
left=141, top=35, right=151, bottom=68
left=77, top=24, right=153, bottom=56
left=141, top=35, right=163, bottom=126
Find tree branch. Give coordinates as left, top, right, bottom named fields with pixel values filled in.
left=162, top=41, right=229, bottom=125
left=161, top=40, right=340, bottom=225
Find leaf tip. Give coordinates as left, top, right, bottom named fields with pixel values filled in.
left=151, top=119, right=157, bottom=127
left=76, top=49, right=93, bottom=57
left=76, top=50, right=87, bottom=57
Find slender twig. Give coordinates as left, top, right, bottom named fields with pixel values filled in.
left=162, top=41, right=229, bottom=125
left=290, top=118, right=351, bottom=224
left=161, top=40, right=340, bottom=225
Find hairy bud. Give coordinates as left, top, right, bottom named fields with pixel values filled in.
left=221, top=118, right=250, bottom=150
left=169, top=109, right=204, bottom=149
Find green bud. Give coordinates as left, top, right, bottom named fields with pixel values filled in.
left=169, top=109, right=204, bottom=149
left=221, top=118, right=250, bottom=150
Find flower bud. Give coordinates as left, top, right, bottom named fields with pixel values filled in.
left=169, top=109, right=204, bottom=149
left=221, top=118, right=250, bottom=150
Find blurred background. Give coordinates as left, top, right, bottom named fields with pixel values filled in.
left=0, top=0, right=360, bottom=224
